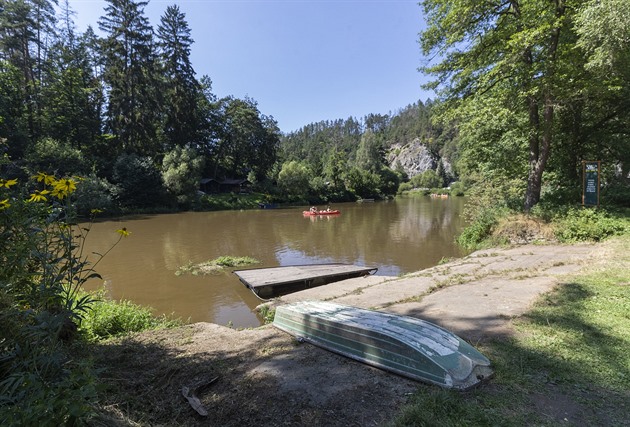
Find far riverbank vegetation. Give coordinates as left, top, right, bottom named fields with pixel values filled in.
left=1, top=0, right=629, bottom=424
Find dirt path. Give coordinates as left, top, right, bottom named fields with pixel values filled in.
left=93, top=243, right=598, bottom=426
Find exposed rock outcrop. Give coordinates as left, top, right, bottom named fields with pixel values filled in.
left=387, top=139, right=436, bottom=177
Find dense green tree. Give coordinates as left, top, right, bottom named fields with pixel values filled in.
left=280, top=117, right=363, bottom=173
left=0, top=0, right=58, bottom=147
left=322, top=148, right=348, bottom=190
left=0, top=60, right=29, bottom=156
left=209, top=96, right=279, bottom=180
left=411, top=169, right=441, bottom=189
left=384, top=101, right=433, bottom=146
left=277, top=160, right=311, bottom=201
left=364, top=113, right=389, bottom=134
left=74, top=173, right=116, bottom=215
left=354, top=130, right=384, bottom=173
left=574, top=0, right=630, bottom=187
left=40, top=9, right=102, bottom=151
left=112, top=153, right=167, bottom=208
left=162, top=146, right=204, bottom=207
left=420, top=0, right=585, bottom=210
left=26, top=137, right=88, bottom=175
left=344, top=167, right=379, bottom=199
left=576, top=0, right=630, bottom=75
left=99, top=0, right=160, bottom=154
left=377, top=167, right=401, bottom=196
left=157, top=5, right=200, bottom=149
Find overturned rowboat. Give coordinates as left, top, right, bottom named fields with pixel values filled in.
left=273, top=301, right=493, bottom=390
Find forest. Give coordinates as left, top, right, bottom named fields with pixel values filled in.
left=0, top=0, right=457, bottom=213
left=4, top=1, right=626, bottom=214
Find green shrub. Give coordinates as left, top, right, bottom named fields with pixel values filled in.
left=258, top=305, right=275, bottom=324
left=26, top=137, right=89, bottom=176
left=74, top=174, right=116, bottom=215
left=79, top=291, right=181, bottom=342
left=449, top=181, right=465, bottom=196
left=176, top=256, right=260, bottom=276
left=456, top=206, right=504, bottom=249
left=602, top=182, right=630, bottom=207
left=397, top=182, right=413, bottom=194
left=411, top=169, right=442, bottom=189
left=555, top=208, right=629, bottom=242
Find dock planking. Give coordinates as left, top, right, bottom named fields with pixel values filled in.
left=234, top=264, right=378, bottom=298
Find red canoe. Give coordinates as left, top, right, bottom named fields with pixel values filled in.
left=302, top=210, right=341, bottom=216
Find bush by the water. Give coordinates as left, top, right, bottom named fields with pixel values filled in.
left=456, top=206, right=506, bottom=249
left=79, top=291, right=181, bottom=342
left=457, top=205, right=629, bottom=249
left=554, top=207, right=629, bottom=242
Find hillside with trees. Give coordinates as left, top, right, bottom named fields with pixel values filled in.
left=0, top=0, right=281, bottom=211
left=278, top=100, right=459, bottom=201
left=1, top=0, right=458, bottom=210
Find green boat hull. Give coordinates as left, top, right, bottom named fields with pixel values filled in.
left=273, top=301, right=493, bottom=390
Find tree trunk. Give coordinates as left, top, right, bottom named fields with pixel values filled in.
left=524, top=94, right=553, bottom=211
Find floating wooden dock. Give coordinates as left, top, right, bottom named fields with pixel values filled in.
left=234, top=264, right=377, bottom=298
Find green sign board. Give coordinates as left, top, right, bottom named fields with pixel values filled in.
left=582, top=161, right=600, bottom=206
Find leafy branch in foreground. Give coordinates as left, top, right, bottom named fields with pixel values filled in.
left=0, top=167, right=130, bottom=424
left=176, top=256, right=260, bottom=276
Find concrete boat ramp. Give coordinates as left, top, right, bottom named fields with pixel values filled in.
left=234, top=264, right=377, bottom=298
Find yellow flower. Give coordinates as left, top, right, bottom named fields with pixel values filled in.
left=51, top=178, right=77, bottom=199
left=33, top=172, right=55, bottom=185
left=116, top=227, right=131, bottom=237
left=0, top=178, right=18, bottom=188
left=54, top=178, right=77, bottom=193
left=27, top=190, right=50, bottom=203
left=50, top=187, right=64, bottom=199
left=0, top=199, right=10, bottom=210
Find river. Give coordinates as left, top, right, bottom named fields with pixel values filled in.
left=81, top=195, right=468, bottom=327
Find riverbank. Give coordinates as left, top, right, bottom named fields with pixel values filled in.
left=91, top=237, right=629, bottom=426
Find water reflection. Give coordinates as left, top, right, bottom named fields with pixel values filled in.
left=81, top=196, right=467, bottom=328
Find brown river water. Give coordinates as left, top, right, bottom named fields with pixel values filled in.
left=81, top=196, right=468, bottom=328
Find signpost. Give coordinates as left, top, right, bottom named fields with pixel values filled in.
left=582, top=161, right=600, bottom=207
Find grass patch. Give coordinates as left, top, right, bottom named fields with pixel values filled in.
left=258, top=305, right=276, bottom=324
left=389, top=236, right=630, bottom=426
left=458, top=205, right=629, bottom=250
left=175, top=256, right=260, bottom=276
left=79, top=290, right=181, bottom=342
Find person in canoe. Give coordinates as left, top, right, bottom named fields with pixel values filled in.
left=309, top=206, right=318, bottom=213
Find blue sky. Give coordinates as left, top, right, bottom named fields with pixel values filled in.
left=67, top=0, right=432, bottom=133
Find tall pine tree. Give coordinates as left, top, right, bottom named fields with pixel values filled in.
left=99, top=0, right=160, bottom=155
left=157, top=4, right=200, bottom=149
